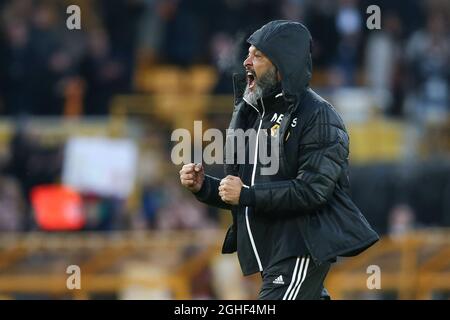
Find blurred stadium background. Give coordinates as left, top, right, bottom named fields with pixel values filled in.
left=0, top=0, right=449, bottom=300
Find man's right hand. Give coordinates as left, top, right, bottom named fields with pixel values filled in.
left=179, top=163, right=205, bottom=193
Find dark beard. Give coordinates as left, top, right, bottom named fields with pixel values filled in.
left=258, top=66, right=278, bottom=97
left=243, top=66, right=278, bottom=106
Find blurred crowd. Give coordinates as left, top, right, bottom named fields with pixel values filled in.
left=0, top=0, right=448, bottom=117
left=0, top=0, right=140, bottom=115
left=0, top=0, right=449, bottom=237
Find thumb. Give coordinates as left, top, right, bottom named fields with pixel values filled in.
left=194, top=163, right=203, bottom=172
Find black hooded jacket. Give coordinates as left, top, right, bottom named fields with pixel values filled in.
left=194, top=20, right=379, bottom=276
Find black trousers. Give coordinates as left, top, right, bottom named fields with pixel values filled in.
left=258, top=255, right=331, bottom=300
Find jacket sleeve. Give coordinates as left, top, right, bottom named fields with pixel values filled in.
left=194, top=174, right=233, bottom=210
left=239, top=105, right=349, bottom=217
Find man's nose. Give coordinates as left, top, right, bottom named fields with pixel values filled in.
left=243, top=55, right=252, bottom=68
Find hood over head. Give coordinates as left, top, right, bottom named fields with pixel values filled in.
left=247, top=20, right=313, bottom=100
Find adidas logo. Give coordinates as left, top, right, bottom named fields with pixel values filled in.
left=273, top=275, right=284, bottom=285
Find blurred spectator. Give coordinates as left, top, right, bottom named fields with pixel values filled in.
left=135, top=124, right=171, bottom=228
left=333, top=0, right=363, bottom=86
left=79, top=28, right=126, bottom=115
left=155, top=181, right=216, bottom=230
left=364, top=11, right=404, bottom=115
left=141, top=183, right=164, bottom=229
left=82, top=193, right=124, bottom=231
left=305, top=0, right=339, bottom=68
left=211, top=254, right=249, bottom=299
left=97, top=0, right=143, bottom=89
left=404, top=10, right=450, bottom=123
left=0, top=176, right=25, bottom=231
left=0, top=0, right=75, bottom=115
left=3, top=120, right=63, bottom=230
left=388, top=204, right=417, bottom=238
left=160, top=0, right=200, bottom=66
left=136, top=0, right=166, bottom=63
left=29, top=2, right=70, bottom=115
left=190, top=265, right=215, bottom=299
left=0, top=19, right=35, bottom=115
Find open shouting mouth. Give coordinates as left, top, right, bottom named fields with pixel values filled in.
left=246, top=69, right=256, bottom=90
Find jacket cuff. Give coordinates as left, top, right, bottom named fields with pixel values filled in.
left=239, top=185, right=255, bottom=206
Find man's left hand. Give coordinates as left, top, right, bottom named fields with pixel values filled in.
left=219, top=175, right=244, bottom=205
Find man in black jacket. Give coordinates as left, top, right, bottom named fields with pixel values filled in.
left=179, top=20, right=379, bottom=300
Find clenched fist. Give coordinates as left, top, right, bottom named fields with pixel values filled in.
left=179, top=163, right=205, bottom=193
left=219, top=175, right=244, bottom=205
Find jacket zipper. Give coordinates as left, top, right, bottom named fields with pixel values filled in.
left=242, top=97, right=265, bottom=271
left=243, top=95, right=322, bottom=268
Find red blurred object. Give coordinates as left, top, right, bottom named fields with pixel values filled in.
left=31, top=185, right=85, bottom=231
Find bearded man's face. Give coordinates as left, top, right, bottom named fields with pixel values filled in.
left=243, top=45, right=279, bottom=106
